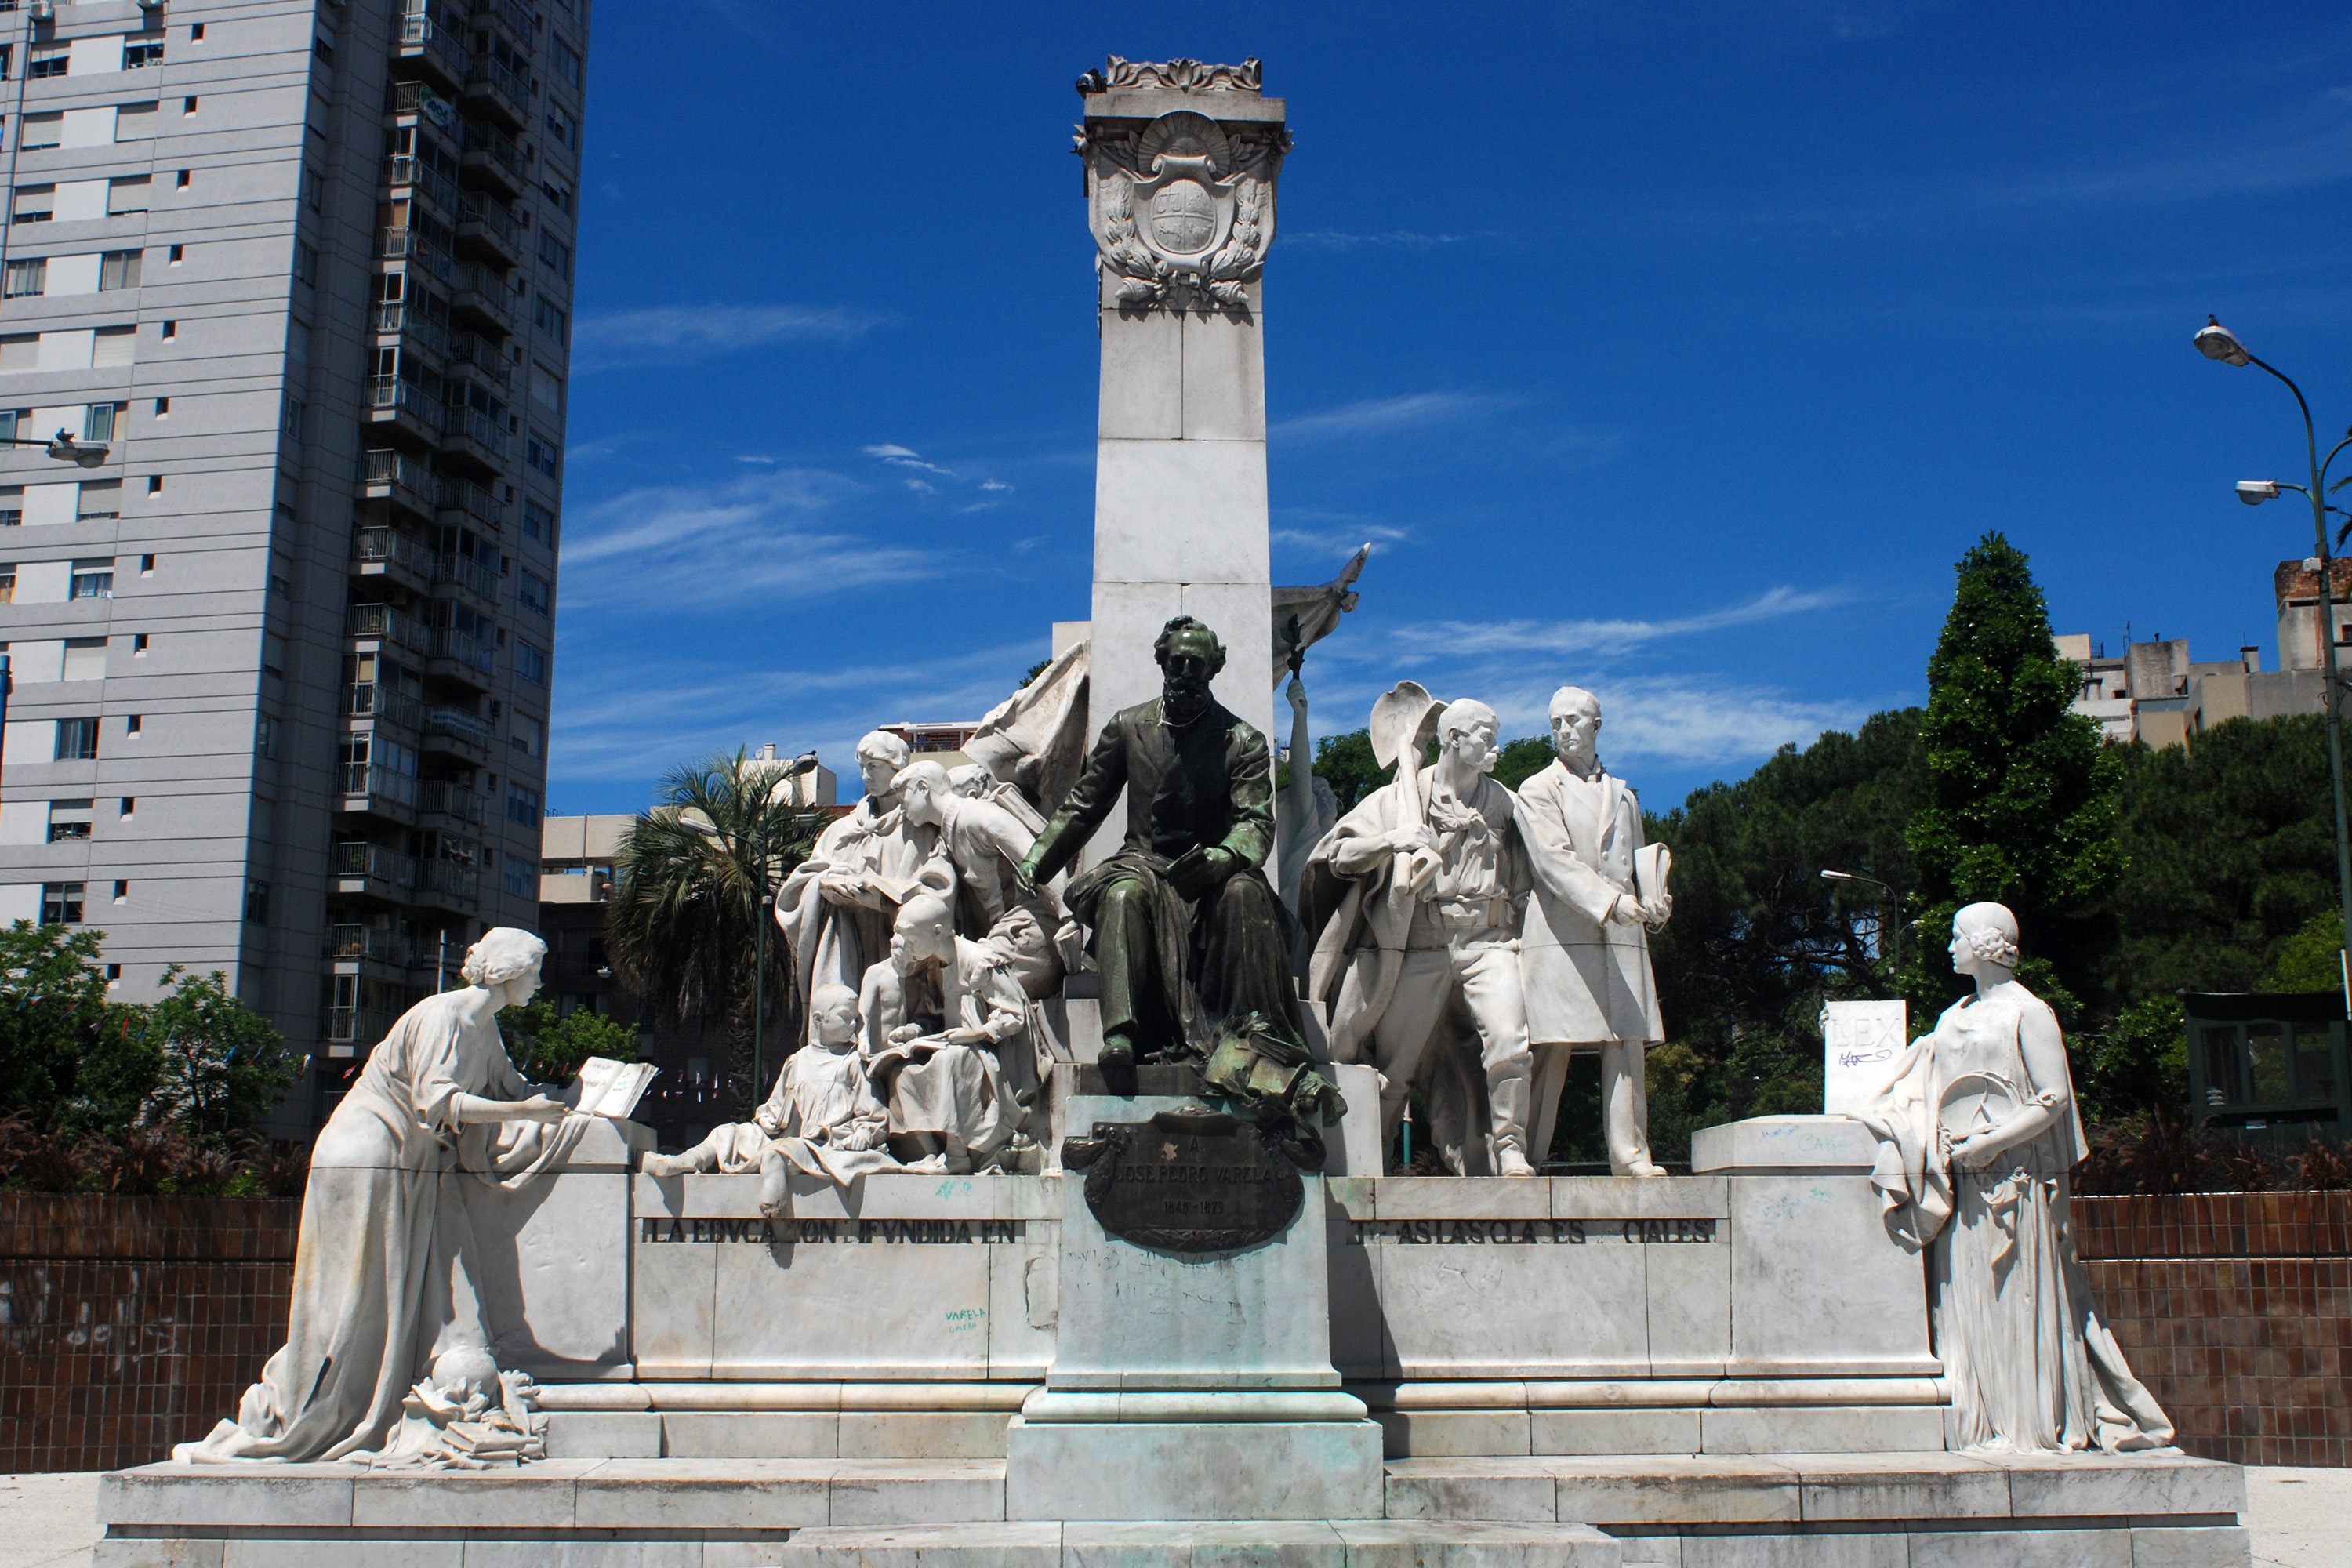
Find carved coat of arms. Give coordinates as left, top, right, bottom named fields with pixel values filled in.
left=1086, top=110, right=1282, bottom=310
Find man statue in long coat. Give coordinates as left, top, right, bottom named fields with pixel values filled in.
left=1515, top=685, right=1671, bottom=1178
left=1018, top=616, right=1308, bottom=1078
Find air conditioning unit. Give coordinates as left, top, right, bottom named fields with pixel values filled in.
left=28, top=0, right=56, bottom=22
left=137, top=0, right=165, bottom=10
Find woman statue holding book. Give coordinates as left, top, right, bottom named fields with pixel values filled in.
left=1857, top=903, right=2173, bottom=1454
left=177, top=928, right=583, bottom=1465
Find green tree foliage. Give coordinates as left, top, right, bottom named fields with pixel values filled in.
left=125, top=966, right=300, bottom=1142
left=1494, top=735, right=1555, bottom=790
left=2105, top=715, right=2335, bottom=1000
left=2264, top=909, right=2346, bottom=994
left=1906, top=533, right=2123, bottom=1017
left=607, top=751, right=816, bottom=1114
left=497, top=998, right=643, bottom=1081
left=1641, top=710, right=1931, bottom=1151
left=2073, top=995, right=2190, bottom=1125
left=0, top=922, right=128, bottom=1128
left=1309, top=728, right=1388, bottom=813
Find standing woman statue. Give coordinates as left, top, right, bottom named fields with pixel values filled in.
left=177, top=928, right=579, bottom=1464
left=1858, top=903, right=2174, bottom=1454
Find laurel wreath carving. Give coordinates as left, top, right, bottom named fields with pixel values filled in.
left=1094, top=169, right=1264, bottom=310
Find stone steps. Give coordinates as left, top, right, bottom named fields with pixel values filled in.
left=99, top=1450, right=2250, bottom=1566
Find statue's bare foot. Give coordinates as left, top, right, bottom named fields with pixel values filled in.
left=641, top=1152, right=693, bottom=1178
left=1615, top=1158, right=1668, bottom=1179
left=1495, top=1149, right=1537, bottom=1178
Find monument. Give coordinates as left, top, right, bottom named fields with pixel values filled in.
left=93, top=56, right=2249, bottom=1568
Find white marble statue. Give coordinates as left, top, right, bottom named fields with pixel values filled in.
left=861, top=890, right=1035, bottom=1174
left=1515, top=686, right=1671, bottom=1178
left=175, top=929, right=580, bottom=1465
left=897, top=759, right=1068, bottom=1000
left=1274, top=674, right=1338, bottom=911
left=1305, top=697, right=1538, bottom=1176
left=1857, top=903, right=2175, bottom=1454
left=950, top=760, right=1048, bottom=835
left=641, top=982, right=897, bottom=1215
left=776, top=728, right=939, bottom=1043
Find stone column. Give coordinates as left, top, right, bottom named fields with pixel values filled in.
left=1080, top=57, right=1288, bottom=771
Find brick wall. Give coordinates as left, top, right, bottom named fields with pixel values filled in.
left=2076, top=1192, right=2352, bottom=1467
left=0, top=1193, right=297, bottom=1473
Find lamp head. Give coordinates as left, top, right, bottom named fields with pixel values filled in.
left=44, top=431, right=108, bottom=468
left=2238, top=480, right=2282, bottom=506
left=1820, top=869, right=1854, bottom=882
left=2195, top=316, right=2253, bottom=367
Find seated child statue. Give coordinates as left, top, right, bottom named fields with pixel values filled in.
left=641, top=982, right=897, bottom=1217
left=861, top=890, right=1035, bottom=1174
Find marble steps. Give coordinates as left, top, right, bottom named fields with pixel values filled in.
left=768, top=1519, right=1623, bottom=1566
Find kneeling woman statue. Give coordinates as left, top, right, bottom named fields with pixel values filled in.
left=177, top=927, right=580, bottom=1464
left=1859, top=902, right=2174, bottom=1454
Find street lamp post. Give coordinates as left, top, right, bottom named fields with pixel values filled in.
left=1820, top=868, right=1901, bottom=980
left=2194, top=317, right=2352, bottom=1012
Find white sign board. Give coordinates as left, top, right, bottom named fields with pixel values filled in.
left=1821, top=1000, right=1908, bottom=1116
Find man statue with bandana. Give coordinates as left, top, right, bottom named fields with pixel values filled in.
left=1018, top=617, right=1314, bottom=1100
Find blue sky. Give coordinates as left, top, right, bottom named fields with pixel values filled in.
left=546, top=2, right=2352, bottom=818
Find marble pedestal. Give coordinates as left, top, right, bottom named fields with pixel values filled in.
left=1004, top=1091, right=1385, bottom=1521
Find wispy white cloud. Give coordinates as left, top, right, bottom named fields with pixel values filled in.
left=1389, top=586, right=1849, bottom=659
left=573, top=304, right=887, bottom=372
left=557, top=469, right=942, bottom=612
left=1272, top=390, right=1523, bottom=441
left=1272, top=521, right=1413, bottom=555
left=1549, top=677, right=1871, bottom=774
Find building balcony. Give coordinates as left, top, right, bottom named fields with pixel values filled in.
left=332, top=840, right=420, bottom=904
left=455, top=190, right=524, bottom=268
left=379, top=224, right=453, bottom=284
left=449, top=263, right=517, bottom=336
left=432, top=550, right=502, bottom=608
left=371, top=299, right=451, bottom=367
left=419, top=779, right=488, bottom=829
left=414, top=858, right=481, bottom=913
left=359, top=447, right=437, bottom=523
left=384, top=154, right=462, bottom=222
left=426, top=626, right=496, bottom=690
left=336, top=760, right=420, bottom=827
left=484, top=0, right=539, bottom=48
left=345, top=680, right=425, bottom=734
left=421, top=704, right=493, bottom=761
left=462, top=52, right=530, bottom=131
left=347, top=601, right=436, bottom=659
left=436, top=474, right=506, bottom=533
left=394, top=16, right=467, bottom=93
left=321, top=1007, right=403, bottom=1052
left=363, top=374, right=445, bottom=450
left=448, top=331, right=512, bottom=393
left=351, top=524, right=435, bottom=595
left=327, top=922, right=420, bottom=969
left=438, top=403, right=511, bottom=473
left=541, top=869, right=615, bottom=907
left=459, top=125, right=524, bottom=200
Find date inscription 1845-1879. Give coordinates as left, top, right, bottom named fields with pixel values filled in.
left=1062, top=1105, right=1305, bottom=1253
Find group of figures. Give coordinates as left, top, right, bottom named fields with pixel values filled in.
left=661, top=614, right=1679, bottom=1189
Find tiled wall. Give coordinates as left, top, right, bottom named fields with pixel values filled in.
left=2077, top=1192, right=2352, bottom=1467
left=0, top=1193, right=296, bottom=1474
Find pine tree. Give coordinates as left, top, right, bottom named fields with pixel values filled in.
left=1906, top=532, right=2124, bottom=1016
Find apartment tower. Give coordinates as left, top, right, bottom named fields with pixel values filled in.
left=0, top=0, right=590, bottom=1131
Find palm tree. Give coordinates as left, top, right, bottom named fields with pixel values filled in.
left=606, top=751, right=818, bottom=1116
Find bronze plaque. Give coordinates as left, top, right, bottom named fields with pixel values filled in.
left=1063, top=1106, right=1304, bottom=1253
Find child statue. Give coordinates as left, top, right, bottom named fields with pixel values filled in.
left=1857, top=902, right=2174, bottom=1454
left=641, top=983, right=896, bottom=1217
left=861, top=889, right=1034, bottom=1174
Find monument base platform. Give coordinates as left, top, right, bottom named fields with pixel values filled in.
left=97, top=1449, right=2249, bottom=1567
left=1004, top=1414, right=1385, bottom=1521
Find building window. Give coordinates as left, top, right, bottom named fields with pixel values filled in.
left=19, top=114, right=61, bottom=151
left=115, top=102, right=159, bottom=141
left=254, top=715, right=277, bottom=759
left=54, top=719, right=100, bottom=760
left=28, top=49, right=68, bottom=80
left=503, top=856, right=536, bottom=897
left=302, top=165, right=322, bottom=209
left=0, top=491, right=18, bottom=529
left=296, top=241, right=318, bottom=286
left=94, top=327, right=136, bottom=367
left=71, top=558, right=116, bottom=597
left=11, top=187, right=54, bottom=223
left=46, top=801, right=93, bottom=843
left=536, top=232, right=571, bottom=280
left=3, top=259, right=45, bottom=299
left=551, top=38, right=581, bottom=89
left=518, top=570, right=550, bottom=615
left=61, top=637, right=105, bottom=681
left=516, top=641, right=546, bottom=684
left=125, top=42, right=165, bottom=69
left=83, top=405, right=123, bottom=444
left=506, top=784, right=542, bottom=827
left=522, top=499, right=557, bottom=544
left=107, top=176, right=151, bottom=216
left=541, top=179, right=572, bottom=216
left=281, top=396, right=306, bottom=438
left=0, top=564, right=14, bottom=601
left=78, top=481, right=122, bottom=519
left=99, top=250, right=143, bottom=291
left=40, top=884, right=85, bottom=924
left=545, top=102, right=576, bottom=151
left=532, top=297, right=568, bottom=344
left=525, top=432, right=559, bottom=480
left=243, top=879, right=270, bottom=925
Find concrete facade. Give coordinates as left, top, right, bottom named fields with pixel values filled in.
left=0, top=0, right=592, bottom=1132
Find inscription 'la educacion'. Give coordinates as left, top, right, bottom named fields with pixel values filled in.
left=640, top=1218, right=1025, bottom=1245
